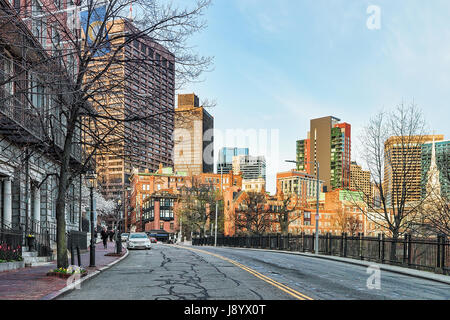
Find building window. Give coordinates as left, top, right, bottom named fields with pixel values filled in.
left=160, top=222, right=164, bottom=229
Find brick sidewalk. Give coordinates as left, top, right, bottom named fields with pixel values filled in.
left=0, top=240, right=127, bottom=300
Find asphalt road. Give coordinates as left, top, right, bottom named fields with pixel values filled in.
left=59, top=244, right=450, bottom=300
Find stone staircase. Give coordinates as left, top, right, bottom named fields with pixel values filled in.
left=22, top=247, right=54, bottom=266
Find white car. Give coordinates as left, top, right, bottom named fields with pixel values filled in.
left=121, top=233, right=129, bottom=242
left=127, top=233, right=151, bottom=250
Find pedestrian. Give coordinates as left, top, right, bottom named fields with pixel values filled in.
left=101, top=227, right=108, bottom=249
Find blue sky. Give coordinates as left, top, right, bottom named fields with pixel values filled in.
left=178, top=0, right=450, bottom=193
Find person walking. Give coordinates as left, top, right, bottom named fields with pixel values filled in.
left=101, top=227, right=108, bottom=249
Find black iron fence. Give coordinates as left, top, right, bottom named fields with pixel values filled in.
left=9, top=217, right=56, bottom=257
left=68, top=230, right=87, bottom=251
left=193, top=233, right=449, bottom=275
left=0, top=226, right=23, bottom=261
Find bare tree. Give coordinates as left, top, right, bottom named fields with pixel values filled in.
left=355, top=102, right=431, bottom=260
left=234, top=191, right=271, bottom=235
left=0, top=0, right=212, bottom=267
left=333, top=206, right=359, bottom=236
left=270, top=193, right=301, bottom=235
left=178, top=179, right=219, bottom=238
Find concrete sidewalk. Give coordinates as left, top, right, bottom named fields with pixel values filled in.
left=194, top=245, right=450, bottom=285
left=0, top=240, right=128, bottom=300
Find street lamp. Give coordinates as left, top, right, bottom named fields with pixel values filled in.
left=285, top=160, right=321, bottom=255
left=115, top=199, right=122, bottom=254
left=214, top=163, right=223, bottom=247
left=86, top=169, right=97, bottom=267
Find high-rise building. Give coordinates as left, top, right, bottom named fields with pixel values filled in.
left=88, top=20, right=175, bottom=200
left=232, top=155, right=266, bottom=180
left=295, top=137, right=310, bottom=173
left=296, top=116, right=351, bottom=192
left=174, top=93, right=214, bottom=176
left=331, top=122, right=351, bottom=189
left=217, top=147, right=249, bottom=174
left=350, top=161, right=372, bottom=204
left=421, top=139, right=450, bottom=199
left=384, top=135, right=443, bottom=206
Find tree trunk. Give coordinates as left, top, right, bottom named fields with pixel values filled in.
left=56, top=109, right=77, bottom=268
left=390, top=230, right=399, bottom=263
left=56, top=166, right=68, bottom=268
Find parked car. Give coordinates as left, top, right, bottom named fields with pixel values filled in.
left=149, top=237, right=157, bottom=243
left=121, top=233, right=129, bottom=242
left=127, top=233, right=151, bottom=250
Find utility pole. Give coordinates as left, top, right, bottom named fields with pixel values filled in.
left=215, top=164, right=222, bottom=246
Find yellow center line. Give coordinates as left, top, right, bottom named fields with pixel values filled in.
left=175, top=245, right=314, bottom=301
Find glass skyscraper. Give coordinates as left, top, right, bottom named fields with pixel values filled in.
left=217, top=147, right=249, bottom=174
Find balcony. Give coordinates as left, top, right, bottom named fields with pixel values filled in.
left=0, top=90, right=83, bottom=166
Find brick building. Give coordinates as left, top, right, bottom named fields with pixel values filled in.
left=128, top=165, right=192, bottom=232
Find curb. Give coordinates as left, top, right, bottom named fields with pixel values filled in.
left=199, top=246, right=450, bottom=286
left=40, top=248, right=129, bottom=300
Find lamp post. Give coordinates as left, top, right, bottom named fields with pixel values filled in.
left=86, top=170, right=97, bottom=267
left=214, top=164, right=223, bottom=247
left=115, top=199, right=122, bottom=254
left=285, top=160, right=321, bottom=255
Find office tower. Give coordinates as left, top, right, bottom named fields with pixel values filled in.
left=384, top=134, right=443, bottom=206
left=350, top=161, right=372, bottom=204
left=174, top=93, right=214, bottom=176
left=88, top=20, right=175, bottom=200
left=297, top=116, right=351, bottom=192
left=232, top=155, right=266, bottom=180
left=421, top=139, right=450, bottom=200
left=217, top=147, right=249, bottom=174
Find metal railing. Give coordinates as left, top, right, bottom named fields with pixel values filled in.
left=193, top=233, right=449, bottom=275
left=0, top=227, right=23, bottom=262
left=9, top=217, right=55, bottom=257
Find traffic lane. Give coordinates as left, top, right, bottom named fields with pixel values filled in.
left=59, top=244, right=297, bottom=300
left=190, top=246, right=450, bottom=300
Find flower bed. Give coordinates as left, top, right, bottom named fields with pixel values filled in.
left=0, top=243, right=22, bottom=262
left=47, top=266, right=88, bottom=279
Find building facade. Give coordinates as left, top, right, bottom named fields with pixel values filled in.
left=384, top=134, right=444, bottom=206
left=128, top=165, right=192, bottom=232
left=296, top=116, right=351, bottom=192
left=421, top=139, right=450, bottom=200
left=217, top=147, right=249, bottom=174
left=86, top=19, right=175, bottom=201
left=276, top=170, right=323, bottom=201
left=350, top=161, right=372, bottom=204
left=242, top=178, right=266, bottom=193
left=0, top=0, right=82, bottom=239
left=232, top=155, right=266, bottom=180
left=174, top=93, right=214, bottom=176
